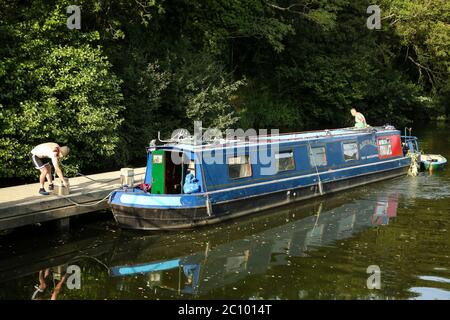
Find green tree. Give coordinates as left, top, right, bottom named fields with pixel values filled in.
left=0, top=0, right=124, bottom=178
left=380, top=0, right=450, bottom=118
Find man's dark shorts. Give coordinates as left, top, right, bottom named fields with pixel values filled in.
left=30, top=153, right=50, bottom=170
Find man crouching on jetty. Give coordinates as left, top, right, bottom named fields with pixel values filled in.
left=30, top=143, right=70, bottom=195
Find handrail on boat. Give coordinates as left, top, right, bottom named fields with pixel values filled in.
left=150, top=125, right=398, bottom=150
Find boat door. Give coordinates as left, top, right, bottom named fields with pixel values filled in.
left=151, top=149, right=166, bottom=194
left=151, top=150, right=185, bottom=194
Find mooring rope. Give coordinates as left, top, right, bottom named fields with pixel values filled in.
left=72, top=172, right=120, bottom=183
left=56, top=164, right=122, bottom=183
left=308, top=142, right=324, bottom=195
left=56, top=191, right=115, bottom=207
left=50, top=165, right=145, bottom=207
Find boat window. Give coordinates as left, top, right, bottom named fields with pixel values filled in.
left=152, top=154, right=163, bottom=164
left=343, top=142, right=359, bottom=161
left=378, top=138, right=392, bottom=156
left=228, top=155, right=252, bottom=179
left=310, top=147, right=327, bottom=167
left=275, top=151, right=295, bottom=172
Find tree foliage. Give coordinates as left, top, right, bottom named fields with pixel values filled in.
left=0, top=0, right=448, bottom=179
left=0, top=0, right=124, bottom=177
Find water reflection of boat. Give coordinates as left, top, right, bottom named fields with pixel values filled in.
left=109, top=191, right=399, bottom=296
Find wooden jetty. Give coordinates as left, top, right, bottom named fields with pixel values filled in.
left=0, top=168, right=146, bottom=231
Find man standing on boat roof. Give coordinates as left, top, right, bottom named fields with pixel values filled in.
left=350, top=107, right=368, bottom=128
left=30, top=142, right=70, bottom=195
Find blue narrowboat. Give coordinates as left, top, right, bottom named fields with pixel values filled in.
left=109, top=126, right=417, bottom=230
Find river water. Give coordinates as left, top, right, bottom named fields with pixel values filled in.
left=0, top=124, right=449, bottom=300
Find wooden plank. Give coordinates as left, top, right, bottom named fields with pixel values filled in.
left=0, top=167, right=146, bottom=231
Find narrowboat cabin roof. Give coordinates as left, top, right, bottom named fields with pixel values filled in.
left=149, top=125, right=399, bottom=152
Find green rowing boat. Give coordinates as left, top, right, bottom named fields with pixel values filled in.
left=420, top=154, right=447, bottom=171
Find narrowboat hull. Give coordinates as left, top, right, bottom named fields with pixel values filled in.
left=110, top=163, right=409, bottom=231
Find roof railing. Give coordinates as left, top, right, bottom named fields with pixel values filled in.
left=150, top=125, right=395, bottom=149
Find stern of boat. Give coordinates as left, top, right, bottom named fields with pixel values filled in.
left=108, top=188, right=209, bottom=230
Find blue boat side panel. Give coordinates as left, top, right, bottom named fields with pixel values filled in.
left=291, top=145, right=311, bottom=171
left=202, top=131, right=406, bottom=192
left=120, top=194, right=183, bottom=207
left=110, top=190, right=206, bottom=209
left=208, top=157, right=410, bottom=203
left=192, top=152, right=205, bottom=192
left=324, top=141, right=345, bottom=167
left=144, top=152, right=153, bottom=185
